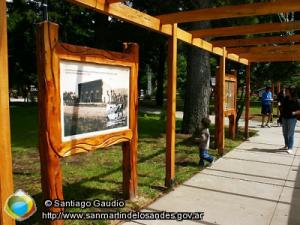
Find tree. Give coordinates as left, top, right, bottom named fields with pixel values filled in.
left=131, top=1, right=181, bottom=106
left=7, top=0, right=40, bottom=98
left=7, top=0, right=96, bottom=97
left=181, top=0, right=212, bottom=134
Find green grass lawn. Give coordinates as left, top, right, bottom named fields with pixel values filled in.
left=10, top=103, right=255, bottom=225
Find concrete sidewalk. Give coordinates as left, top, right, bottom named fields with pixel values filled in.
left=123, top=121, right=300, bottom=225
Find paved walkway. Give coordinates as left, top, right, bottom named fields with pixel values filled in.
left=123, top=121, right=300, bottom=225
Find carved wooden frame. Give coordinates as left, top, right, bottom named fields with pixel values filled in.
left=37, top=22, right=138, bottom=212
left=37, top=23, right=138, bottom=158
left=224, top=73, right=237, bottom=117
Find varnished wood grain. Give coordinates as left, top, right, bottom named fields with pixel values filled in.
left=0, top=1, right=15, bottom=224
left=107, top=0, right=126, bottom=4
left=37, top=29, right=137, bottom=158
left=245, top=64, right=251, bottom=139
left=212, top=34, right=300, bottom=48
left=229, top=114, right=237, bottom=140
left=216, top=49, right=226, bottom=155
left=36, top=21, right=64, bottom=225
left=122, top=43, right=139, bottom=199
left=227, top=70, right=237, bottom=140
left=228, top=45, right=300, bottom=55
left=165, top=24, right=177, bottom=187
left=61, top=130, right=132, bottom=157
left=248, top=55, right=300, bottom=62
left=66, top=0, right=249, bottom=65
left=157, top=0, right=300, bottom=24
left=37, top=23, right=139, bottom=225
left=191, top=21, right=300, bottom=38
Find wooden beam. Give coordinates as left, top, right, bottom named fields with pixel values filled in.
left=67, top=0, right=165, bottom=34
left=248, top=55, right=300, bottom=62
left=244, top=64, right=250, bottom=140
left=0, top=1, right=15, bottom=224
left=191, top=21, right=300, bottom=38
left=228, top=44, right=300, bottom=55
left=107, top=0, right=126, bottom=4
left=157, top=0, right=300, bottom=24
left=212, top=34, right=300, bottom=47
left=66, top=0, right=248, bottom=65
left=237, top=51, right=300, bottom=61
left=166, top=24, right=177, bottom=187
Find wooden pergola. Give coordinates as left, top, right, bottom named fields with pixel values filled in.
left=1, top=1, right=300, bottom=224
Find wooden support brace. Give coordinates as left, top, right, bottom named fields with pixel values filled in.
left=216, top=48, right=226, bottom=155
left=244, top=64, right=251, bottom=140
left=166, top=24, right=177, bottom=187
left=228, top=70, right=237, bottom=140
left=36, top=22, right=64, bottom=225
left=228, top=113, right=237, bottom=140
left=0, top=1, right=15, bottom=224
left=215, top=68, right=220, bottom=149
left=122, top=43, right=139, bottom=200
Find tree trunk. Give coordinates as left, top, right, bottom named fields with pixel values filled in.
left=156, top=41, right=167, bottom=106
left=182, top=0, right=212, bottom=134
left=94, top=14, right=111, bottom=49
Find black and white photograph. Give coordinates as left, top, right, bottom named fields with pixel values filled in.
left=60, top=60, right=130, bottom=141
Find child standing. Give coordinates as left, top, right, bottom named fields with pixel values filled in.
left=198, top=117, right=214, bottom=167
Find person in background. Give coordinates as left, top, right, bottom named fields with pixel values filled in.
left=196, top=117, right=214, bottom=167
left=280, top=86, right=300, bottom=154
left=261, top=86, right=273, bottom=128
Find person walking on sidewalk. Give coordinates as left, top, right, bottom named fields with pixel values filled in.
left=197, top=117, right=214, bottom=167
left=276, top=86, right=286, bottom=126
left=281, top=86, right=300, bottom=154
left=261, top=86, right=273, bottom=128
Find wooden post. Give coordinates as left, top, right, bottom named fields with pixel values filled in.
left=244, top=64, right=251, bottom=140
left=165, top=24, right=177, bottom=187
left=215, top=68, right=219, bottom=148
left=122, top=43, right=139, bottom=199
left=36, top=22, right=64, bottom=225
left=216, top=48, right=226, bottom=155
left=228, top=70, right=237, bottom=140
left=228, top=114, right=236, bottom=139
left=0, top=1, right=15, bottom=225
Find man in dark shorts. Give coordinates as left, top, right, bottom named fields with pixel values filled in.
left=261, top=86, right=273, bottom=128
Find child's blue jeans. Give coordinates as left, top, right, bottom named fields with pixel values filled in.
left=199, top=149, right=214, bottom=166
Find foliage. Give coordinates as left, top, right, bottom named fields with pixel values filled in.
left=6, top=0, right=300, bottom=131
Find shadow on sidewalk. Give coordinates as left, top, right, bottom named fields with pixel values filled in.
left=245, top=148, right=288, bottom=154
left=288, top=156, right=300, bottom=225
